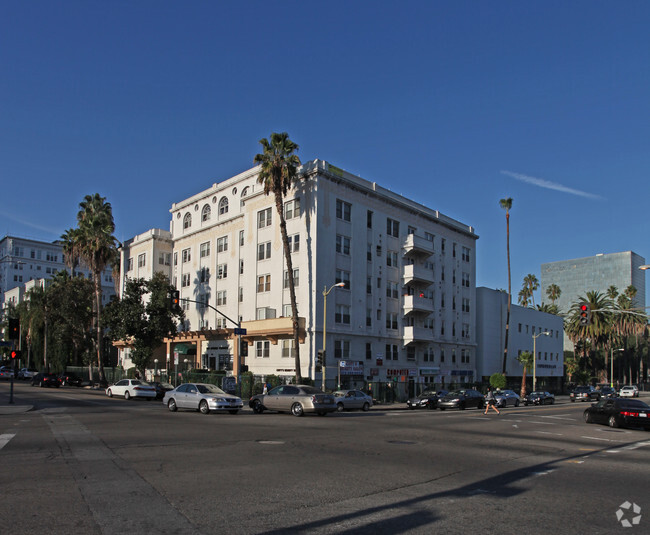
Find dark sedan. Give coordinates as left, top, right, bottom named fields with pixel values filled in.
left=31, top=372, right=61, bottom=388
left=524, top=391, right=555, bottom=405
left=595, top=386, right=617, bottom=399
left=570, top=385, right=598, bottom=402
left=438, top=389, right=485, bottom=410
left=148, top=381, right=174, bottom=400
left=584, top=398, right=650, bottom=430
left=58, top=372, right=83, bottom=387
left=406, top=390, right=448, bottom=410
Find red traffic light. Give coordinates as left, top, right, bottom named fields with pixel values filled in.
left=10, top=350, right=21, bottom=359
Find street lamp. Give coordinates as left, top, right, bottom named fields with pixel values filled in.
left=322, top=282, right=346, bottom=391
left=611, top=348, right=624, bottom=388
left=154, top=359, right=158, bottom=380
left=532, top=331, right=550, bottom=391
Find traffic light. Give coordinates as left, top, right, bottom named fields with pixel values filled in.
left=8, top=318, right=19, bottom=340
left=579, top=302, right=591, bottom=325
left=316, top=349, right=325, bottom=370
left=239, top=339, right=248, bottom=357
left=170, top=290, right=180, bottom=312
left=10, top=349, right=21, bottom=360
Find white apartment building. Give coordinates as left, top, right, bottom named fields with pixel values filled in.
left=119, top=160, right=478, bottom=389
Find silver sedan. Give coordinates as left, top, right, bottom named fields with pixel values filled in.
left=163, top=383, right=244, bottom=414
left=249, top=385, right=337, bottom=416
left=333, top=390, right=373, bottom=412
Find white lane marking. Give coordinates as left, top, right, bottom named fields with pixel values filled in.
left=581, top=436, right=615, bottom=442
left=535, top=431, right=564, bottom=436
left=623, top=441, right=650, bottom=450
left=529, top=421, right=555, bottom=425
left=532, top=469, right=556, bottom=476
left=540, top=415, right=576, bottom=421
left=0, top=434, right=16, bottom=451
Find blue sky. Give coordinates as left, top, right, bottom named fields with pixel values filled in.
left=2, top=1, right=649, bottom=304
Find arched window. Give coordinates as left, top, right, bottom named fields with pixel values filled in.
left=240, top=186, right=249, bottom=207
left=201, top=204, right=211, bottom=222
left=183, top=213, right=192, bottom=230
left=219, top=197, right=229, bottom=216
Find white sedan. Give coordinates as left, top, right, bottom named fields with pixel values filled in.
left=619, top=385, right=639, bottom=398
left=106, top=379, right=156, bottom=400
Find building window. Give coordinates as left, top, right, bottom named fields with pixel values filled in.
left=219, top=197, right=229, bottom=216
left=284, top=198, right=301, bottom=220
left=335, top=269, right=350, bottom=290
left=257, top=307, right=277, bottom=320
left=366, top=342, right=372, bottom=360
left=424, top=232, right=434, bottom=243
left=462, top=298, right=470, bottom=313
left=182, top=273, right=190, bottom=287
left=239, top=287, right=243, bottom=303
left=283, top=269, right=299, bottom=288
left=127, top=258, right=133, bottom=272
left=257, top=274, right=271, bottom=293
left=239, top=259, right=244, bottom=274
left=281, top=340, right=295, bottom=358
left=386, top=218, right=399, bottom=237
left=217, top=263, right=227, bottom=279
left=335, top=305, right=351, bottom=324
left=200, top=267, right=210, bottom=283
left=256, top=341, right=270, bottom=358
left=336, top=199, right=351, bottom=221
left=258, top=208, right=272, bottom=229
left=216, top=290, right=227, bottom=306
left=183, top=213, right=191, bottom=230
left=182, top=248, right=191, bottom=263
left=386, top=251, right=398, bottom=267
left=367, top=210, right=373, bottom=229
left=366, top=308, right=372, bottom=327
left=367, top=243, right=372, bottom=262
left=366, top=277, right=372, bottom=295
left=462, top=246, right=470, bottom=262
left=385, top=313, right=398, bottom=330
left=336, top=235, right=350, bottom=255
left=441, top=239, right=446, bottom=253
left=334, top=340, right=350, bottom=359
left=258, top=242, right=271, bottom=261
left=385, top=344, right=398, bottom=360
left=462, top=272, right=470, bottom=288
left=239, top=230, right=245, bottom=247
left=462, top=323, right=470, bottom=339
left=217, top=236, right=228, bottom=253
left=453, top=243, right=457, bottom=258
left=202, top=205, right=211, bottom=222
left=289, top=234, right=300, bottom=253
left=138, top=253, right=146, bottom=268
left=386, top=282, right=399, bottom=299
left=200, top=242, right=210, bottom=258
left=158, top=252, right=171, bottom=266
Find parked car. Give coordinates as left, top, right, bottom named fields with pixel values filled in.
left=17, top=368, right=38, bottom=380
left=333, top=389, right=373, bottom=412
left=438, top=389, right=485, bottom=410
left=494, top=389, right=520, bottom=408
left=524, top=391, right=555, bottom=405
left=595, top=386, right=617, bottom=399
left=58, top=371, right=83, bottom=387
left=0, top=366, right=15, bottom=380
left=106, top=379, right=156, bottom=400
left=249, top=385, right=337, bottom=417
left=570, top=385, right=598, bottom=402
left=31, top=372, right=61, bottom=388
left=583, top=398, right=650, bottom=430
left=619, top=385, right=639, bottom=398
left=163, top=383, right=244, bottom=414
left=148, top=381, right=174, bottom=400
left=406, top=390, right=448, bottom=410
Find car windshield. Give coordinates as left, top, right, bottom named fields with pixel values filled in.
left=448, top=391, right=464, bottom=396
left=618, top=400, right=649, bottom=409
left=197, top=384, right=225, bottom=394
left=419, top=392, right=436, bottom=397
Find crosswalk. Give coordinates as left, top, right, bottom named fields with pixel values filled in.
left=0, top=433, right=16, bottom=451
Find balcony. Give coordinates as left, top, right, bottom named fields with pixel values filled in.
left=403, top=234, right=434, bottom=257
left=403, top=264, right=434, bottom=286
left=403, top=326, right=435, bottom=345
left=403, top=294, right=434, bottom=315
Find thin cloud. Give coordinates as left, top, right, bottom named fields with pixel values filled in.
left=0, top=210, right=63, bottom=237
left=501, top=170, right=603, bottom=200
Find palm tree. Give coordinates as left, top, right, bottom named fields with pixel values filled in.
left=545, top=283, right=561, bottom=306
left=517, top=288, right=531, bottom=307
left=254, top=132, right=302, bottom=383
left=517, top=350, right=533, bottom=398
left=523, top=274, right=539, bottom=308
left=499, top=197, right=513, bottom=374
left=63, top=193, right=119, bottom=385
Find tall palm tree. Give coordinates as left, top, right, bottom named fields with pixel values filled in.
left=545, top=283, right=561, bottom=306
left=522, top=274, right=539, bottom=308
left=516, top=350, right=533, bottom=398
left=63, top=193, right=119, bottom=385
left=499, top=197, right=513, bottom=374
left=517, top=288, right=531, bottom=307
left=254, top=132, right=302, bottom=383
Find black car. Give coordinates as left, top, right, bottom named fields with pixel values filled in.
left=149, top=381, right=175, bottom=400
left=58, top=372, right=83, bottom=387
left=595, top=386, right=617, bottom=400
left=31, top=372, right=61, bottom=388
left=524, top=391, right=555, bottom=405
left=406, top=390, right=448, bottom=410
left=570, top=385, right=598, bottom=402
left=438, top=389, right=485, bottom=410
left=584, top=398, right=650, bottom=430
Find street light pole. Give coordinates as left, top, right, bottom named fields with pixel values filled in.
left=532, top=331, right=550, bottom=392
left=322, top=282, right=345, bottom=391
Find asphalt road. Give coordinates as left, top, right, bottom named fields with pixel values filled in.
left=1, top=381, right=649, bottom=535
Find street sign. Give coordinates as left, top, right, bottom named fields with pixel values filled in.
left=233, top=328, right=247, bottom=335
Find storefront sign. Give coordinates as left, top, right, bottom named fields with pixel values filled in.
left=340, top=361, right=364, bottom=375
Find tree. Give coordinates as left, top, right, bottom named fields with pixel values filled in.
left=104, top=272, right=184, bottom=379
left=63, top=194, right=120, bottom=385
left=254, top=132, right=302, bottom=383
left=545, top=283, right=561, bottom=306
left=489, top=372, right=507, bottom=391
left=499, top=197, right=513, bottom=374
left=522, top=274, right=539, bottom=308
left=516, top=351, right=534, bottom=398
left=517, top=288, right=531, bottom=307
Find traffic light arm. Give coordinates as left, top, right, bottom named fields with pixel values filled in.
left=177, top=297, right=240, bottom=329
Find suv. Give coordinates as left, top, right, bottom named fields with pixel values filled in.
left=570, top=385, right=598, bottom=402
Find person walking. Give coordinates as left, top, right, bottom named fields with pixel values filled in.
left=484, top=387, right=500, bottom=415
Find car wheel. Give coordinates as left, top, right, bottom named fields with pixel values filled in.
left=124, top=391, right=131, bottom=400
left=40, top=381, right=44, bottom=387
left=570, top=398, right=575, bottom=402
left=440, top=407, right=446, bottom=411
left=291, top=403, right=304, bottom=417
left=550, top=398, right=555, bottom=405
left=229, top=410, right=239, bottom=415
left=167, top=399, right=177, bottom=412
left=317, top=411, right=327, bottom=416
left=408, top=405, right=415, bottom=410
left=336, top=402, right=345, bottom=413
left=199, top=400, right=210, bottom=414
left=362, top=402, right=370, bottom=412
left=515, top=400, right=520, bottom=407
left=252, top=400, right=264, bottom=414
left=584, top=411, right=593, bottom=423
left=608, top=415, right=619, bottom=428
left=107, top=389, right=113, bottom=397
left=459, top=402, right=465, bottom=410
